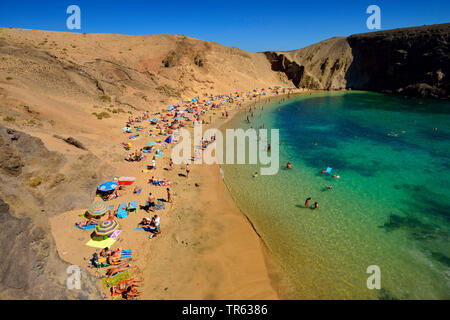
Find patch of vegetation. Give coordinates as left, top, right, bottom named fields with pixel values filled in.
left=28, top=176, right=43, bottom=188
left=3, top=116, right=15, bottom=122
left=92, top=111, right=111, bottom=120
left=100, top=95, right=112, bottom=103
left=28, top=119, right=36, bottom=125
left=128, top=111, right=133, bottom=114
left=156, top=85, right=181, bottom=98
left=6, top=77, right=13, bottom=80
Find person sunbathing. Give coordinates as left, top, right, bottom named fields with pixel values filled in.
left=110, top=279, right=142, bottom=296
left=106, top=263, right=136, bottom=279
left=100, top=247, right=111, bottom=257
left=76, top=218, right=95, bottom=228
left=107, top=189, right=121, bottom=200
left=133, top=186, right=141, bottom=194
left=107, top=209, right=117, bottom=221
left=122, top=285, right=141, bottom=300
left=139, top=217, right=152, bottom=226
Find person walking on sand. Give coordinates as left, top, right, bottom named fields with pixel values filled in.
left=185, top=163, right=190, bottom=178
left=166, top=188, right=172, bottom=203
left=169, top=158, right=174, bottom=170
left=152, top=156, right=156, bottom=170
left=305, top=197, right=311, bottom=208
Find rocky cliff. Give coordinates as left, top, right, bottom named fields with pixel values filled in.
left=265, top=23, right=450, bottom=99
left=0, top=125, right=115, bottom=299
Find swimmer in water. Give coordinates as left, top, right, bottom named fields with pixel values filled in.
left=325, top=186, right=333, bottom=190
left=253, top=172, right=258, bottom=178
left=332, top=175, right=340, bottom=179
left=286, top=161, right=292, bottom=169
left=305, top=197, right=311, bottom=208
left=313, top=201, right=319, bottom=209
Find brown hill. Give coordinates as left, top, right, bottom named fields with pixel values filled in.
left=265, top=23, right=450, bottom=99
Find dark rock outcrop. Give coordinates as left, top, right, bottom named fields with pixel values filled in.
left=265, top=23, right=450, bottom=99
left=0, top=125, right=115, bottom=299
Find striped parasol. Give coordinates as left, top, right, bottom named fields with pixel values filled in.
left=94, top=220, right=119, bottom=237
left=88, top=201, right=109, bottom=217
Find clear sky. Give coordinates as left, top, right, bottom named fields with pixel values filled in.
left=0, top=0, right=449, bottom=52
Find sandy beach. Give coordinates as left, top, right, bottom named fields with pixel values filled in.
left=48, top=90, right=304, bottom=300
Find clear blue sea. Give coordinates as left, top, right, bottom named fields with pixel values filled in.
left=220, top=91, right=450, bottom=299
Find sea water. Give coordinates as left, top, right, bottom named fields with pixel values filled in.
left=220, top=92, right=450, bottom=299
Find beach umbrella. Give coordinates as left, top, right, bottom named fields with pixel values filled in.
left=97, top=181, right=118, bottom=192
left=146, top=141, right=156, bottom=146
left=94, top=220, right=119, bottom=237
left=88, top=201, right=109, bottom=217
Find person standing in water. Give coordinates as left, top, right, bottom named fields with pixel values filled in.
left=305, top=197, right=311, bottom=208
left=286, top=161, right=292, bottom=169
left=185, top=163, right=190, bottom=179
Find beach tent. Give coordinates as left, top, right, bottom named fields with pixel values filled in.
left=165, top=135, right=173, bottom=144
left=88, top=201, right=109, bottom=218
left=94, top=220, right=119, bottom=237
left=97, top=181, right=118, bottom=192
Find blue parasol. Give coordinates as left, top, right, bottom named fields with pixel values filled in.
left=97, top=181, right=118, bottom=192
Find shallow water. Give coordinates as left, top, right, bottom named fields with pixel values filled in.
left=220, top=92, right=450, bottom=299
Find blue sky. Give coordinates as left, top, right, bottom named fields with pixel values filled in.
left=0, top=0, right=448, bottom=52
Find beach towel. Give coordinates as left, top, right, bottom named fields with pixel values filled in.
left=128, top=201, right=137, bottom=209
left=75, top=221, right=97, bottom=230
left=116, top=207, right=128, bottom=219
left=155, top=202, right=166, bottom=211
left=102, top=270, right=132, bottom=289
left=134, top=227, right=155, bottom=232
left=121, top=249, right=132, bottom=258
left=119, top=202, right=128, bottom=208
left=110, top=229, right=122, bottom=239
left=86, top=237, right=116, bottom=249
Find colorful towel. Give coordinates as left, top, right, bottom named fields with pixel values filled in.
left=110, top=229, right=122, bottom=239
left=121, top=249, right=132, bottom=258
left=86, top=237, right=116, bottom=249
left=102, top=270, right=131, bottom=289
left=117, top=207, right=128, bottom=219
left=134, top=227, right=155, bottom=232
left=128, top=201, right=137, bottom=211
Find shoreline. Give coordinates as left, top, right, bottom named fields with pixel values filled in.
left=48, top=89, right=308, bottom=300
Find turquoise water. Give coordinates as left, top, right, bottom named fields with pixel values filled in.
left=221, top=92, right=450, bottom=299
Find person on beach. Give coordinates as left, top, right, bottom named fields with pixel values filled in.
left=122, top=285, right=141, bottom=300
left=169, top=158, right=174, bottom=170
left=152, top=215, right=161, bottom=235
left=147, top=193, right=156, bottom=212
left=186, top=164, right=190, bottom=178
left=167, top=188, right=172, bottom=203
left=100, top=247, right=110, bottom=257
left=152, top=156, right=156, bottom=170
left=305, top=197, right=311, bottom=208
left=106, top=264, right=136, bottom=279
left=76, top=217, right=95, bottom=228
